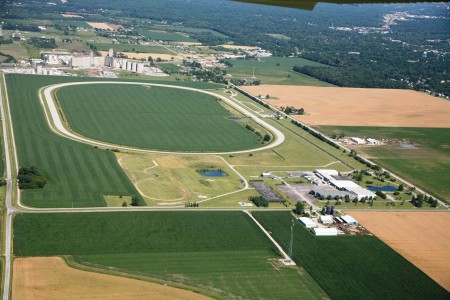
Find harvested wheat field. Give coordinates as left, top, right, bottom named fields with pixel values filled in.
left=349, top=211, right=450, bottom=291
left=243, top=85, right=450, bottom=127
left=13, top=257, right=210, bottom=300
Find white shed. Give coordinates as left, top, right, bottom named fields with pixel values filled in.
left=341, top=215, right=358, bottom=225
left=319, top=215, right=334, bottom=225
left=311, top=228, right=338, bottom=236
left=298, top=217, right=317, bottom=229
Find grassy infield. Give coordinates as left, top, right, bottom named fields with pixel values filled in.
left=7, top=74, right=448, bottom=298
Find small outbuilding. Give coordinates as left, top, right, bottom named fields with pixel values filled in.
left=311, top=228, right=338, bottom=236
left=341, top=215, right=358, bottom=225
left=319, top=215, right=334, bottom=225
left=298, top=217, right=317, bottom=229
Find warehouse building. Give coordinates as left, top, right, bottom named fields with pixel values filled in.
left=298, top=217, right=317, bottom=229
left=311, top=228, right=338, bottom=236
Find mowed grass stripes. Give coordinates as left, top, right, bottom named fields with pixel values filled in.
left=7, top=75, right=142, bottom=207
left=57, top=84, right=261, bottom=151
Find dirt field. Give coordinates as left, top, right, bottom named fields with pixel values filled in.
left=87, top=22, right=123, bottom=31
left=99, top=51, right=183, bottom=60
left=242, top=85, right=450, bottom=127
left=349, top=212, right=450, bottom=291
left=13, top=257, right=210, bottom=300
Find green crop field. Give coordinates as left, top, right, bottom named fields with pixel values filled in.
left=151, top=25, right=228, bottom=38
left=57, top=84, right=262, bottom=152
left=227, top=57, right=333, bottom=86
left=14, top=211, right=328, bottom=299
left=253, top=211, right=448, bottom=300
left=6, top=75, right=220, bottom=208
left=93, top=43, right=173, bottom=54
left=317, top=126, right=450, bottom=201
left=137, top=29, right=197, bottom=42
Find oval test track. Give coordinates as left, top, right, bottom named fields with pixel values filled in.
left=40, top=81, right=286, bottom=155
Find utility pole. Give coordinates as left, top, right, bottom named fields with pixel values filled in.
left=289, top=219, right=295, bottom=259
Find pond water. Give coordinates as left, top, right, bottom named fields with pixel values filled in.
left=199, top=169, right=227, bottom=177
left=367, top=186, right=397, bottom=192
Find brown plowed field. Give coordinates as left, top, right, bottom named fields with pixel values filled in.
left=349, top=211, right=450, bottom=291
left=13, top=257, right=210, bottom=300
left=242, top=85, right=450, bottom=127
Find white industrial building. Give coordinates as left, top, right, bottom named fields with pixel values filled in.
left=298, top=217, right=317, bottom=229
left=319, top=215, right=334, bottom=225
left=314, top=169, right=376, bottom=200
left=41, top=51, right=73, bottom=65
left=350, top=137, right=366, bottom=145
left=311, top=228, right=338, bottom=236
left=341, top=215, right=358, bottom=225
left=366, top=138, right=382, bottom=145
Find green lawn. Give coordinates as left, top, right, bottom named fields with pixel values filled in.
left=57, top=84, right=262, bottom=152
left=137, top=29, right=197, bottom=42
left=253, top=211, right=449, bottom=300
left=317, top=126, right=450, bottom=201
left=6, top=75, right=220, bottom=208
left=14, top=211, right=328, bottom=299
left=93, top=43, right=173, bottom=54
left=227, top=57, right=333, bottom=86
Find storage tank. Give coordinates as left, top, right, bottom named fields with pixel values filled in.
left=131, top=62, right=137, bottom=72
left=136, top=63, right=144, bottom=73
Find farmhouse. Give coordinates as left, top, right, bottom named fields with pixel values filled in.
left=311, top=228, right=338, bottom=236
left=298, top=217, right=317, bottom=228
left=341, top=215, right=358, bottom=225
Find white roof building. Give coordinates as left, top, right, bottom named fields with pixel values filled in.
left=319, top=215, right=334, bottom=225
left=350, top=137, right=366, bottom=145
left=366, top=138, right=381, bottom=145
left=341, top=215, right=358, bottom=225
left=311, top=228, right=338, bottom=236
left=328, top=179, right=376, bottom=200
left=298, top=217, right=317, bottom=229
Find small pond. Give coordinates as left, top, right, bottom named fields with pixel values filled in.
left=198, top=169, right=227, bottom=177
left=367, top=186, right=397, bottom=192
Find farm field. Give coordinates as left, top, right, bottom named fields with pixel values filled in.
left=137, top=29, right=197, bottom=43
left=13, top=257, right=209, bottom=300
left=57, top=84, right=262, bottom=152
left=13, top=212, right=328, bottom=299
left=349, top=211, right=450, bottom=291
left=243, top=85, right=450, bottom=127
left=151, top=25, right=228, bottom=38
left=317, top=126, right=450, bottom=201
left=86, top=22, right=123, bottom=31
left=6, top=74, right=220, bottom=208
left=227, top=57, right=332, bottom=86
left=252, top=211, right=449, bottom=300
left=117, top=153, right=243, bottom=205
left=93, top=43, right=173, bottom=54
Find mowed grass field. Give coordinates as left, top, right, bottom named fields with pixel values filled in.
left=317, top=126, right=450, bottom=201
left=117, top=153, right=244, bottom=205
left=93, top=43, right=173, bottom=54
left=227, top=57, right=332, bottom=86
left=57, top=84, right=262, bottom=152
left=14, top=212, right=328, bottom=299
left=6, top=75, right=221, bottom=208
left=253, top=211, right=449, bottom=300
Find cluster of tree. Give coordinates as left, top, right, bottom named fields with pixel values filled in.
left=0, top=51, right=16, bottom=63
left=236, top=87, right=271, bottom=109
left=281, top=106, right=304, bottom=115
left=219, top=58, right=233, bottom=67
left=411, top=194, right=438, bottom=208
left=244, top=124, right=270, bottom=142
left=185, top=201, right=200, bottom=207
left=293, top=201, right=305, bottom=215
left=249, top=195, right=269, bottom=207
left=2, top=22, right=41, bottom=32
left=18, top=166, right=46, bottom=190
left=375, top=190, right=387, bottom=200
left=28, top=37, right=57, bottom=49
left=291, top=120, right=340, bottom=150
